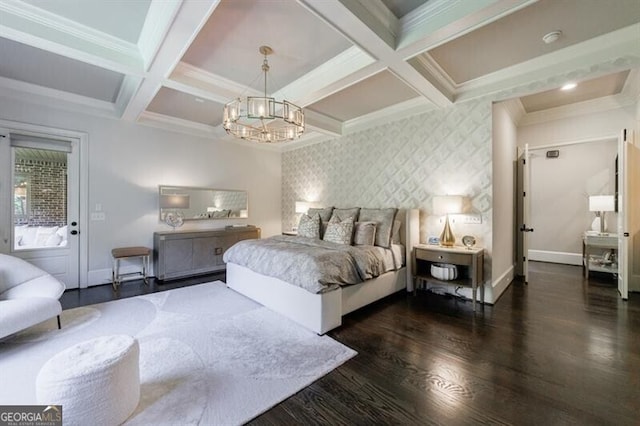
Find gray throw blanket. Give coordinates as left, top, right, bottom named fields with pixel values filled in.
left=223, top=235, right=390, bottom=294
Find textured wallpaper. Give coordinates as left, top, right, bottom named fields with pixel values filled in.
left=282, top=98, right=494, bottom=279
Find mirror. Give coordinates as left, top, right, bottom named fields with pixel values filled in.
left=159, top=185, right=248, bottom=221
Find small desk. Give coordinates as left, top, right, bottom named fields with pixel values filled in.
left=413, top=244, right=484, bottom=311
left=582, top=232, right=618, bottom=278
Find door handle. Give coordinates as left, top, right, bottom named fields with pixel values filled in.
left=70, top=230, right=79, bottom=235
left=520, top=225, right=534, bottom=232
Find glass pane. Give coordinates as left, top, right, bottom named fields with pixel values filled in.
left=13, top=147, right=68, bottom=250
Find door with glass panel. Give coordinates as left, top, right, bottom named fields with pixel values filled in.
left=0, top=131, right=80, bottom=288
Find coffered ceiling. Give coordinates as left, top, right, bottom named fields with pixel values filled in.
left=0, top=0, right=638, bottom=148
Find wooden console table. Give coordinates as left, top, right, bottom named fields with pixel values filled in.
left=413, top=244, right=484, bottom=311
left=154, top=226, right=260, bottom=281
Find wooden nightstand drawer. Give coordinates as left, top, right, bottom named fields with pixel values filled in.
left=415, top=248, right=470, bottom=265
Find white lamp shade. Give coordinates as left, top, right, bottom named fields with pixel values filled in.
left=433, top=195, right=463, bottom=215
left=589, top=195, right=615, bottom=212
left=160, top=194, right=190, bottom=209
left=295, top=201, right=310, bottom=214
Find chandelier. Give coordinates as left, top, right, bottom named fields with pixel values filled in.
left=223, top=46, right=305, bottom=143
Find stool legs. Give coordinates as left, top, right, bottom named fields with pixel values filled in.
left=111, top=254, right=149, bottom=290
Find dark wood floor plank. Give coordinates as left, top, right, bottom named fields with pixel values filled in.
left=59, top=262, right=640, bottom=425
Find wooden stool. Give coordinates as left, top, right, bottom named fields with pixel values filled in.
left=111, top=246, right=150, bottom=290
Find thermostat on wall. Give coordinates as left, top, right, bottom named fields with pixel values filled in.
left=546, top=150, right=560, bottom=158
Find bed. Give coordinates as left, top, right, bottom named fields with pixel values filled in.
left=224, top=208, right=419, bottom=334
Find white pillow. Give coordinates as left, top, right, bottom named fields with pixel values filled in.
left=44, top=233, right=63, bottom=247
left=57, top=225, right=68, bottom=242
left=35, top=226, right=59, bottom=247
left=19, top=227, right=39, bottom=246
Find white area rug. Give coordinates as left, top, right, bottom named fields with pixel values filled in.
left=0, top=282, right=356, bottom=425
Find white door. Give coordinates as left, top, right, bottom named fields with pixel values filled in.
left=617, top=129, right=640, bottom=299
left=0, top=130, right=80, bottom=288
left=516, top=144, right=533, bottom=283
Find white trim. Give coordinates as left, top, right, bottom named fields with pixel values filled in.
left=0, top=118, right=89, bottom=288
left=498, top=98, right=526, bottom=125
left=171, top=62, right=263, bottom=100
left=0, top=0, right=139, bottom=57
left=526, top=135, right=618, bottom=151
left=491, top=265, right=515, bottom=303
left=137, top=0, right=184, bottom=71
left=274, top=46, right=375, bottom=107
left=114, top=76, right=143, bottom=117
left=162, top=78, right=231, bottom=105
left=304, top=109, right=343, bottom=137
left=520, top=93, right=637, bottom=126
left=411, top=54, right=456, bottom=98
left=344, top=97, right=434, bottom=134
left=354, top=0, right=399, bottom=38
left=528, top=250, right=582, bottom=266
left=0, top=76, right=117, bottom=114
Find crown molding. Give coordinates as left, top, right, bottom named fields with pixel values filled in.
left=411, top=54, right=457, bottom=99
left=0, top=76, right=117, bottom=118
left=519, top=92, right=637, bottom=127
left=498, top=98, right=526, bottom=125
left=304, top=109, right=343, bottom=137
left=0, top=1, right=142, bottom=72
left=344, top=97, right=434, bottom=135
left=356, top=0, right=399, bottom=38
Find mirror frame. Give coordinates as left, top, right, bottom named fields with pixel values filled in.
left=159, top=185, right=248, bottom=221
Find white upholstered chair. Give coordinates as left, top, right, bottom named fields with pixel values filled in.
left=0, top=253, right=66, bottom=339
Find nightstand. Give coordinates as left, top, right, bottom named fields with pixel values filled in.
left=582, top=232, right=617, bottom=278
left=413, top=244, right=484, bottom=311
left=282, top=230, right=298, bottom=236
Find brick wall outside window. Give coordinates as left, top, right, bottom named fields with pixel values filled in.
left=15, top=158, right=67, bottom=226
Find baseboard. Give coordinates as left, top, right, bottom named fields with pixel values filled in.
left=528, top=250, right=582, bottom=266
left=490, top=265, right=515, bottom=304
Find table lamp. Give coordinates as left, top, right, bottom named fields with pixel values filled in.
left=588, top=195, right=615, bottom=234
left=433, top=195, right=463, bottom=247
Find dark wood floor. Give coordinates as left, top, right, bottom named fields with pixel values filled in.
left=61, top=263, right=640, bottom=425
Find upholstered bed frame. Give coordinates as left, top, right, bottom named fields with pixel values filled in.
left=226, top=209, right=419, bottom=334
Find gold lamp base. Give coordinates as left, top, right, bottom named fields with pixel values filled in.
left=439, top=215, right=455, bottom=247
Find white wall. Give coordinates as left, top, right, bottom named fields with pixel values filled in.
left=491, top=101, right=517, bottom=301
left=529, top=140, right=617, bottom=262
left=0, top=100, right=281, bottom=286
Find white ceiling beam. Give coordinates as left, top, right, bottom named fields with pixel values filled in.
left=396, top=0, right=536, bottom=55
left=299, top=0, right=452, bottom=107
left=120, top=0, right=222, bottom=122
left=137, top=0, right=183, bottom=71
left=0, top=1, right=143, bottom=75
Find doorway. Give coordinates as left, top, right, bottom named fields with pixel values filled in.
left=0, top=122, right=88, bottom=289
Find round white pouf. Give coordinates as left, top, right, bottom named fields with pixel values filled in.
left=36, top=335, right=140, bottom=426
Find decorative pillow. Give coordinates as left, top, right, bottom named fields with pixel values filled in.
left=307, top=207, right=333, bottom=223
left=359, top=208, right=397, bottom=248
left=331, top=208, right=360, bottom=222
left=391, top=219, right=401, bottom=244
left=353, top=221, right=376, bottom=246
left=297, top=213, right=321, bottom=239
left=57, top=225, right=68, bottom=243
left=323, top=215, right=355, bottom=245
